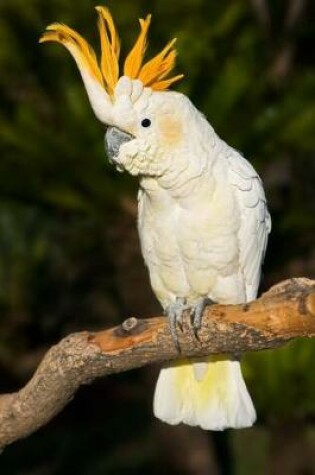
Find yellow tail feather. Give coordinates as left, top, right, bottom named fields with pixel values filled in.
left=153, top=357, right=256, bottom=431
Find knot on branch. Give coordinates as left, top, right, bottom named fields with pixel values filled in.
left=114, top=317, right=148, bottom=338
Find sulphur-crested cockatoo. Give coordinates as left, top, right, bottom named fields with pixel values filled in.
left=41, top=6, right=271, bottom=430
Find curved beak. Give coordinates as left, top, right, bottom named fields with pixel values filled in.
left=105, top=127, right=134, bottom=165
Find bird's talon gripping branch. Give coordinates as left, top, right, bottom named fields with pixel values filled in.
left=190, top=297, right=216, bottom=339
left=165, top=297, right=188, bottom=351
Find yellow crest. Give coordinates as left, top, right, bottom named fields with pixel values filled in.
left=40, top=6, right=183, bottom=96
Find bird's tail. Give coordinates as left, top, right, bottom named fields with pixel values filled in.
left=153, top=357, right=256, bottom=430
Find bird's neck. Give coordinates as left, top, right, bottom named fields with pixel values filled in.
left=139, top=162, right=217, bottom=208
left=139, top=133, right=231, bottom=204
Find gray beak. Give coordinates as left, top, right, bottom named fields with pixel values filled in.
left=105, top=126, right=133, bottom=163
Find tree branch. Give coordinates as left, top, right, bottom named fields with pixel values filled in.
left=251, top=0, right=271, bottom=30
left=0, top=278, right=314, bottom=449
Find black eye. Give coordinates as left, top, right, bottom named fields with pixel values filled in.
left=141, top=118, right=151, bottom=128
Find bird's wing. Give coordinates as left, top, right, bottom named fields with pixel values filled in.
left=227, top=150, right=271, bottom=301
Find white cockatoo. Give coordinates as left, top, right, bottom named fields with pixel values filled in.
left=41, top=7, right=271, bottom=430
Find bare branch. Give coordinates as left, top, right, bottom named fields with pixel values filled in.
left=285, top=0, right=307, bottom=31
left=251, top=0, right=271, bottom=30
left=267, top=0, right=308, bottom=81
left=0, top=278, right=314, bottom=449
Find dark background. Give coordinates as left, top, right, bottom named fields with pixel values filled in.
left=0, top=0, right=314, bottom=473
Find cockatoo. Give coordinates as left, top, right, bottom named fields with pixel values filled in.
left=40, top=7, right=271, bottom=430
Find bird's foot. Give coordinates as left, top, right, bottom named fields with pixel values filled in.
left=190, top=297, right=216, bottom=339
left=165, top=297, right=189, bottom=352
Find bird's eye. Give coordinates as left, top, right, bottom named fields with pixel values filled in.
left=141, top=118, right=151, bottom=128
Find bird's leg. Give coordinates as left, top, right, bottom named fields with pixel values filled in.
left=190, top=297, right=216, bottom=339
left=165, top=297, right=189, bottom=352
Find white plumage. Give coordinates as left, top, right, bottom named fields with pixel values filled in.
left=133, top=91, right=271, bottom=430
left=106, top=80, right=271, bottom=429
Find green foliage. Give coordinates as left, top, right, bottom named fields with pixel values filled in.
left=245, top=339, right=315, bottom=422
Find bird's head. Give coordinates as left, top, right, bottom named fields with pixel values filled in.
left=104, top=80, right=194, bottom=177
left=40, top=7, right=210, bottom=180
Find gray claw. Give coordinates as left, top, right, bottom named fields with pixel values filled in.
left=165, top=297, right=188, bottom=352
left=190, top=297, right=216, bottom=339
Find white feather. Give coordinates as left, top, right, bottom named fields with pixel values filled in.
left=227, top=150, right=271, bottom=301
left=65, top=43, right=114, bottom=125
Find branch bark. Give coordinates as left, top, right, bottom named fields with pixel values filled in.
left=0, top=277, right=314, bottom=449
